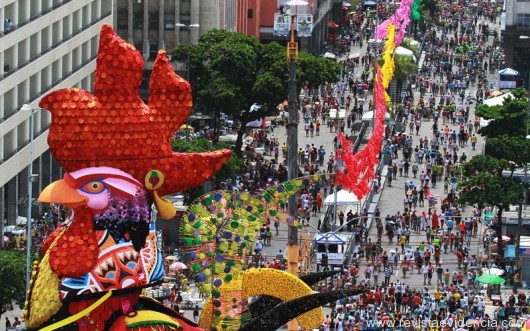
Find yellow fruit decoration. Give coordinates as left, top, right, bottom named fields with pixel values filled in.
left=25, top=227, right=67, bottom=328
left=242, top=268, right=323, bottom=330
left=200, top=268, right=323, bottom=330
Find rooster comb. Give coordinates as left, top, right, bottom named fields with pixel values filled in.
left=39, top=24, right=231, bottom=198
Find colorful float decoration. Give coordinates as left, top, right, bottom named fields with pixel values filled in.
left=23, top=0, right=418, bottom=324
left=180, top=175, right=332, bottom=330
left=23, top=24, right=231, bottom=331
left=336, top=0, right=417, bottom=200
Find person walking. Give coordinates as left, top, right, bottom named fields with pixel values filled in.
left=193, top=305, right=200, bottom=323
left=384, top=265, right=392, bottom=286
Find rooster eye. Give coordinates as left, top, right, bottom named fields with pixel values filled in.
left=80, top=181, right=106, bottom=194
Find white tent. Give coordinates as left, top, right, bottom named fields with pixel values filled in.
left=498, top=68, right=519, bottom=76
left=483, top=92, right=513, bottom=106
left=361, top=110, right=391, bottom=122
left=328, top=109, right=346, bottom=119
left=394, top=46, right=417, bottom=61
left=395, top=46, right=413, bottom=56
left=313, top=233, right=349, bottom=244
left=324, top=189, right=360, bottom=206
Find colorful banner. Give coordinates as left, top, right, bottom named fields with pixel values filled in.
left=336, top=0, right=416, bottom=199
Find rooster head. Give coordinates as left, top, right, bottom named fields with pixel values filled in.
left=38, top=24, right=232, bottom=217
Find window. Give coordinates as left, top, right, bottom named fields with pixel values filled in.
left=179, top=14, right=190, bottom=26
left=133, top=12, right=143, bottom=29
left=149, top=13, right=159, bottom=30
left=117, top=16, right=128, bottom=29
left=165, top=14, right=175, bottom=29
left=149, top=44, right=158, bottom=60
left=135, top=44, right=143, bottom=56
left=248, top=9, right=253, bottom=19
left=517, top=14, right=530, bottom=28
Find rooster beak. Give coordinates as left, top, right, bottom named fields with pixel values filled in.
left=39, top=179, right=88, bottom=208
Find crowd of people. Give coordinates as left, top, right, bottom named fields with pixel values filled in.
left=306, top=0, right=526, bottom=329
left=3, top=207, right=64, bottom=254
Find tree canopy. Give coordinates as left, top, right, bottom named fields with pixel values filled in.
left=476, top=88, right=528, bottom=138
left=0, top=250, right=30, bottom=310
left=459, top=88, right=530, bottom=259
left=476, top=88, right=530, bottom=161
left=458, top=156, right=525, bottom=211
left=171, top=30, right=340, bottom=154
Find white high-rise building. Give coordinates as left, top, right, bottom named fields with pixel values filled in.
left=0, top=0, right=112, bottom=232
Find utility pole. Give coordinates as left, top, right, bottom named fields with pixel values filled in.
left=286, top=16, right=299, bottom=331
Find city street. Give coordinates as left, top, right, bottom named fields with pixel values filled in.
left=259, top=15, right=503, bottom=293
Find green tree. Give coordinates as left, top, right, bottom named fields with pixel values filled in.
left=0, top=250, right=29, bottom=311
left=393, top=55, right=418, bottom=85
left=475, top=88, right=530, bottom=161
left=459, top=88, right=530, bottom=260
left=171, top=30, right=340, bottom=155
left=378, top=55, right=418, bottom=102
left=458, top=156, right=526, bottom=259
left=171, top=138, right=245, bottom=203
left=476, top=89, right=528, bottom=138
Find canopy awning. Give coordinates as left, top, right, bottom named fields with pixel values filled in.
left=483, top=92, right=513, bottom=106
left=314, top=233, right=348, bottom=244
left=498, top=68, right=519, bottom=76
left=324, top=189, right=360, bottom=206
left=394, top=46, right=417, bottom=61
left=361, top=110, right=391, bottom=121
left=246, top=119, right=271, bottom=128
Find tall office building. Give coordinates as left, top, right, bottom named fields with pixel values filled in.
left=0, top=0, right=113, bottom=230
left=236, top=0, right=336, bottom=55
left=502, top=0, right=530, bottom=86
left=112, top=0, right=237, bottom=97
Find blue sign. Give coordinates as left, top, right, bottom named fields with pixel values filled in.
left=505, top=245, right=516, bottom=258
left=519, top=247, right=530, bottom=256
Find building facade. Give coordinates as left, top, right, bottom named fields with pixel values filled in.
left=0, top=0, right=112, bottom=232
left=236, top=0, right=336, bottom=55
left=112, top=0, right=237, bottom=95
left=502, top=0, right=530, bottom=87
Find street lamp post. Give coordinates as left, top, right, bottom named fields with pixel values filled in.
left=20, top=104, right=42, bottom=293
left=175, top=23, right=200, bottom=142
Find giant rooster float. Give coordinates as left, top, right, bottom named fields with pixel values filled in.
left=23, top=24, right=231, bottom=331
left=24, top=24, right=366, bottom=331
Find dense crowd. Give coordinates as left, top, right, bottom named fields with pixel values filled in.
left=301, top=0, right=524, bottom=329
